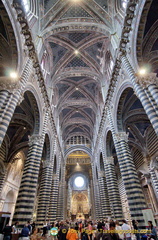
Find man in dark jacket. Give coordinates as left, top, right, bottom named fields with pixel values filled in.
left=21, top=224, right=29, bottom=240
left=3, top=224, right=13, bottom=240
left=58, top=221, right=68, bottom=240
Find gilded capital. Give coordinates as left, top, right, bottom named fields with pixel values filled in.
left=135, top=73, right=158, bottom=88
left=106, top=156, right=114, bottom=164
left=0, top=77, right=20, bottom=92
left=52, top=174, right=58, bottom=180
left=116, top=132, right=129, bottom=142
left=42, top=160, right=51, bottom=168
left=98, top=171, right=105, bottom=178
left=28, top=135, right=43, bottom=146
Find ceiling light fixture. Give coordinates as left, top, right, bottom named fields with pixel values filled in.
left=74, top=50, right=79, bottom=55
left=10, top=72, right=18, bottom=79
left=138, top=68, right=147, bottom=75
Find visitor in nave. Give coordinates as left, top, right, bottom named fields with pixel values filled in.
left=2, top=224, right=13, bottom=240
left=148, top=221, right=157, bottom=240
left=121, top=220, right=131, bottom=240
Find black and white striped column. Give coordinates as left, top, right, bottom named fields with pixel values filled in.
left=48, top=173, right=60, bottom=221
left=13, top=135, right=44, bottom=227
left=0, top=59, right=32, bottom=146
left=0, top=168, right=7, bottom=196
left=121, top=55, right=158, bottom=135
left=36, top=160, right=53, bottom=227
left=57, top=181, right=65, bottom=220
left=57, top=161, right=66, bottom=220
left=146, top=73, right=158, bottom=107
left=95, top=181, right=102, bottom=219
left=117, top=134, right=146, bottom=222
left=150, top=168, right=158, bottom=197
left=91, top=162, right=101, bottom=219
left=107, top=108, right=146, bottom=225
left=104, top=157, right=123, bottom=220
left=98, top=171, right=111, bottom=218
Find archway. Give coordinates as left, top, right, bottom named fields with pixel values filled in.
left=65, top=150, right=92, bottom=220
left=2, top=190, right=14, bottom=213
left=117, top=87, right=158, bottom=215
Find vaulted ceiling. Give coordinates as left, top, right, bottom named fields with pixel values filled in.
left=40, top=0, right=113, bottom=145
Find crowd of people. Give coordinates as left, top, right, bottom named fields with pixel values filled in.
left=2, top=219, right=157, bottom=240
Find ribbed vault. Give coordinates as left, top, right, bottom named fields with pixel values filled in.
left=40, top=0, right=112, bottom=146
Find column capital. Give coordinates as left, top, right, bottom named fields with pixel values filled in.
left=150, top=156, right=158, bottom=170
left=98, top=171, right=105, bottom=178
left=0, top=77, right=20, bottom=92
left=42, top=160, right=51, bottom=168
left=144, top=173, right=151, bottom=185
left=52, top=174, right=58, bottom=180
left=135, top=73, right=158, bottom=88
left=106, top=156, right=114, bottom=164
left=17, top=93, right=24, bottom=106
left=116, top=132, right=129, bottom=142
left=28, top=135, right=43, bottom=146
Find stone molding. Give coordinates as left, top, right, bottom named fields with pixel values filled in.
left=28, top=135, right=43, bottom=146
left=135, top=73, right=158, bottom=88
left=116, top=132, right=129, bottom=142
left=106, top=156, right=114, bottom=164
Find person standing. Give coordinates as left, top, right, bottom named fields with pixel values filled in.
left=122, top=220, right=131, bottom=240
left=115, top=221, right=123, bottom=240
left=148, top=221, right=157, bottom=240
left=58, top=221, right=68, bottom=240
left=12, top=221, right=19, bottom=234
left=66, top=226, right=78, bottom=240
left=132, top=220, right=140, bottom=240
left=3, top=224, right=13, bottom=240
left=21, top=224, right=30, bottom=240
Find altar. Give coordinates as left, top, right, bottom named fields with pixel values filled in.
left=76, top=212, right=85, bottom=220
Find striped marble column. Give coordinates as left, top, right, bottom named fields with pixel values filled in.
left=145, top=73, right=158, bottom=107
left=89, top=179, right=95, bottom=219
left=13, top=135, right=44, bottom=226
left=67, top=183, right=72, bottom=217
left=91, top=162, right=101, bottom=219
left=0, top=168, right=7, bottom=196
left=148, top=83, right=158, bottom=107
left=107, top=108, right=146, bottom=225
left=116, top=133, right=146, bottom=222
left=98, top=171, right=111, bottom=218
left=104, top=157, right=123, bottom=220
left=121, top=55, right=158, bottom=135
left=134, top=73, right=158, bottom=115
left=57, top=181, right=65, bottom=220
left=0, top=58, right=32, bottom=146
left=150, top=168, right=158, bottom=197
left=48, top=173, right=60, bottom=221
left=144, top=88, right=158, bottom=115
left=95, top=181, right=102, bottom=219
left=57, top=162, right=66, bottom=220
left=36, top=160, right=53, bottom=227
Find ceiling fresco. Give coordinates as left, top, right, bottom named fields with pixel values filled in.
left=40, top=0, right=112, bottom=145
